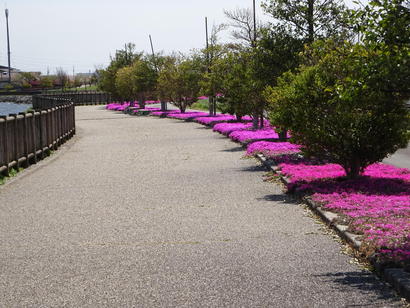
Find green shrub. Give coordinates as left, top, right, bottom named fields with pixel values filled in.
left=266, top=41, right=410, bottom=178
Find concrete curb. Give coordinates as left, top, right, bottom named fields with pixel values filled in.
left=255, top=153, right=410, bottom=301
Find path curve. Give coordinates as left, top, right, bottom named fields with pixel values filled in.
left=0, top=106, right=403, bottom=307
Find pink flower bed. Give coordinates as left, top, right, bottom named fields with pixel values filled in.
left=195, top=115, right=237, bottom=125
left=115, top=104, right=130, bottom=111
left=106, top=103, right=131, bottom=111
left=213, top=122, right=254, bottom=135
left=168, top=112, right=209, bottom=120
left=150, top=110, right=180, bottom=116
left=132, top=107, right=161, bottom=113
left=274, top=157, right=410, bottom=263
left=145, top=100, right=160, bottom=104
left=245, top=143, right=410, bottom=263
left=246, top=141, right=302, bottom=156
left=229, top=127, right=280, bottom=143
left=311, top=175, right=409, bottom=263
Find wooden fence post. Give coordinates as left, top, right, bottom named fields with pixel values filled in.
left=0, top=116, right=9, bottom=176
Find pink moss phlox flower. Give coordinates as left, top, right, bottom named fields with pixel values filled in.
left=213, top=122, right=254, bottom=135
left=150, top=110, right=181, bottom=116
left=168, top=112, right=209, bottom=119
left=246, top=141, right=301, bottom=157
left=229, top=127, right=281, bottom=143
left=106, top=102, right=132, bottom=111
left=132, top=107, right=161, bottom=113
left=276, top=157, right=410, bottom=262
left=197, top=96, right=209, bottom=100
left=195, top=115, right=237, bottom=125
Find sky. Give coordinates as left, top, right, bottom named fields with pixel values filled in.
left=3, top=0, right=359, bottom=75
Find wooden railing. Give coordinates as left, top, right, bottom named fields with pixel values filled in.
left=0, top=102, right=75, bottom=176
left=33, top=91, right=111, bottom=108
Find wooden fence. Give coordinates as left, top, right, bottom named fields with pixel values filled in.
left=0, top=102, right=75, bottom=176
left=33, top=91, right=111, bottom=108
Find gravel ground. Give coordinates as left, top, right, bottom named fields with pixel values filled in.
left=0, top=106, right=405, bottom=307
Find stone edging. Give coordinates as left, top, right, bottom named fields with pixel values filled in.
left=254, top=153, right=410, bottom=301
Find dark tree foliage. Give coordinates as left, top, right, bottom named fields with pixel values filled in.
left=98, top=43, right=142, bottom=99
left=266, top=39, right=410, bottom=179
left=262, top=0, right=350, bottom=42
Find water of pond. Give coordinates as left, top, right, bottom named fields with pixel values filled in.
left=0, top=102, right=32, bottom=116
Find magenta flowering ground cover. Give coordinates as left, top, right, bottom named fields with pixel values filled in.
left=150, top=110, right=181, bottom=116
left=195, top=115, right=237, bottom=125
left=229, top=127, right=281, bottom=143
left=106, top=103, right=130, bottom=110
left=308, top=175, right=410, bottom=263
left=246, top=141, right=302, bottom=156
left=132, top=107, right=161, bottom=113
left=167, top=112, right=209, bottom=120
left=245, top=142, right=410, bottom=264
left=271, top=155, right=410, bottom=264
left=213, top=122, right=254, bottom=135
left=115, top=103, right=131, bottom=111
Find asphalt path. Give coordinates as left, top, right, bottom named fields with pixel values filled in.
left=384, top=145, right=410, bottom=169
left=0, top=106, right=405, bottom=307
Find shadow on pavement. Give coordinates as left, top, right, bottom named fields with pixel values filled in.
left=221, top=146, right=245, bottom=153
left=314, top=271, right=401, bottom=305
left=257, top=194, right=297, bottom=204
left=240, top=165, right=267, bottom=172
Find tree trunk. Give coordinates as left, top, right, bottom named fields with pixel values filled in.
left=139, top=94, right=146, bottom=109
left=343, top=159, right=362, bottom=179
left=252, top=113, right=258, bottom=130
left=259, top=114, right=264, bottom=129
left=279, top=127, right=287, bottom=141
left=181, top=99, right=186, bottom=113
left=209, top=96, right=213, bottom=115
left=307, top=0, right=314, bottom=43
left=160, top=101, right=167, bottom=111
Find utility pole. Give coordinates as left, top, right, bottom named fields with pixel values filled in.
left=149, top=34, right=165, bottom=110
left=5, top=8, right=11, bottom=84
left=205, top=17, right=215, bottom=115
left=253, top=0, right=257, bottom=47
left=149, top=34, right=158, bottom=72
left=252, top=0, right=261, bottom=128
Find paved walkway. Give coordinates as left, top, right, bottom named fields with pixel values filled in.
left=384, top=145, right=410, bottom=169
left=0, top=106, right=404, bottom=307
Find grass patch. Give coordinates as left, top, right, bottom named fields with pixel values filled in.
left=0, top=167, right=24, bottom=185
left=191, top=99, right=222, bottom=112
left=191, top=100, right=209, bottom=111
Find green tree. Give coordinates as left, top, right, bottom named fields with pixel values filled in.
left=115, top=57, right=158, bottom=107
left=157, top=54, right=203, bottom=113
left=200, top=23, right=227, bottom=115
left=98, top=43, right=141, bottom=98
left=39, top=76, right=53, bottom=88
left=255, top=27, right=304, bottom=137
left=115, top=66, right=134, bottom=101
left=262, top=0, right=350, bottom=43
left=211, top=50, right=265, bottom=127
left=265, top=40, right=410, bottom=178
left=55, top=68, right=69, bottom=90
